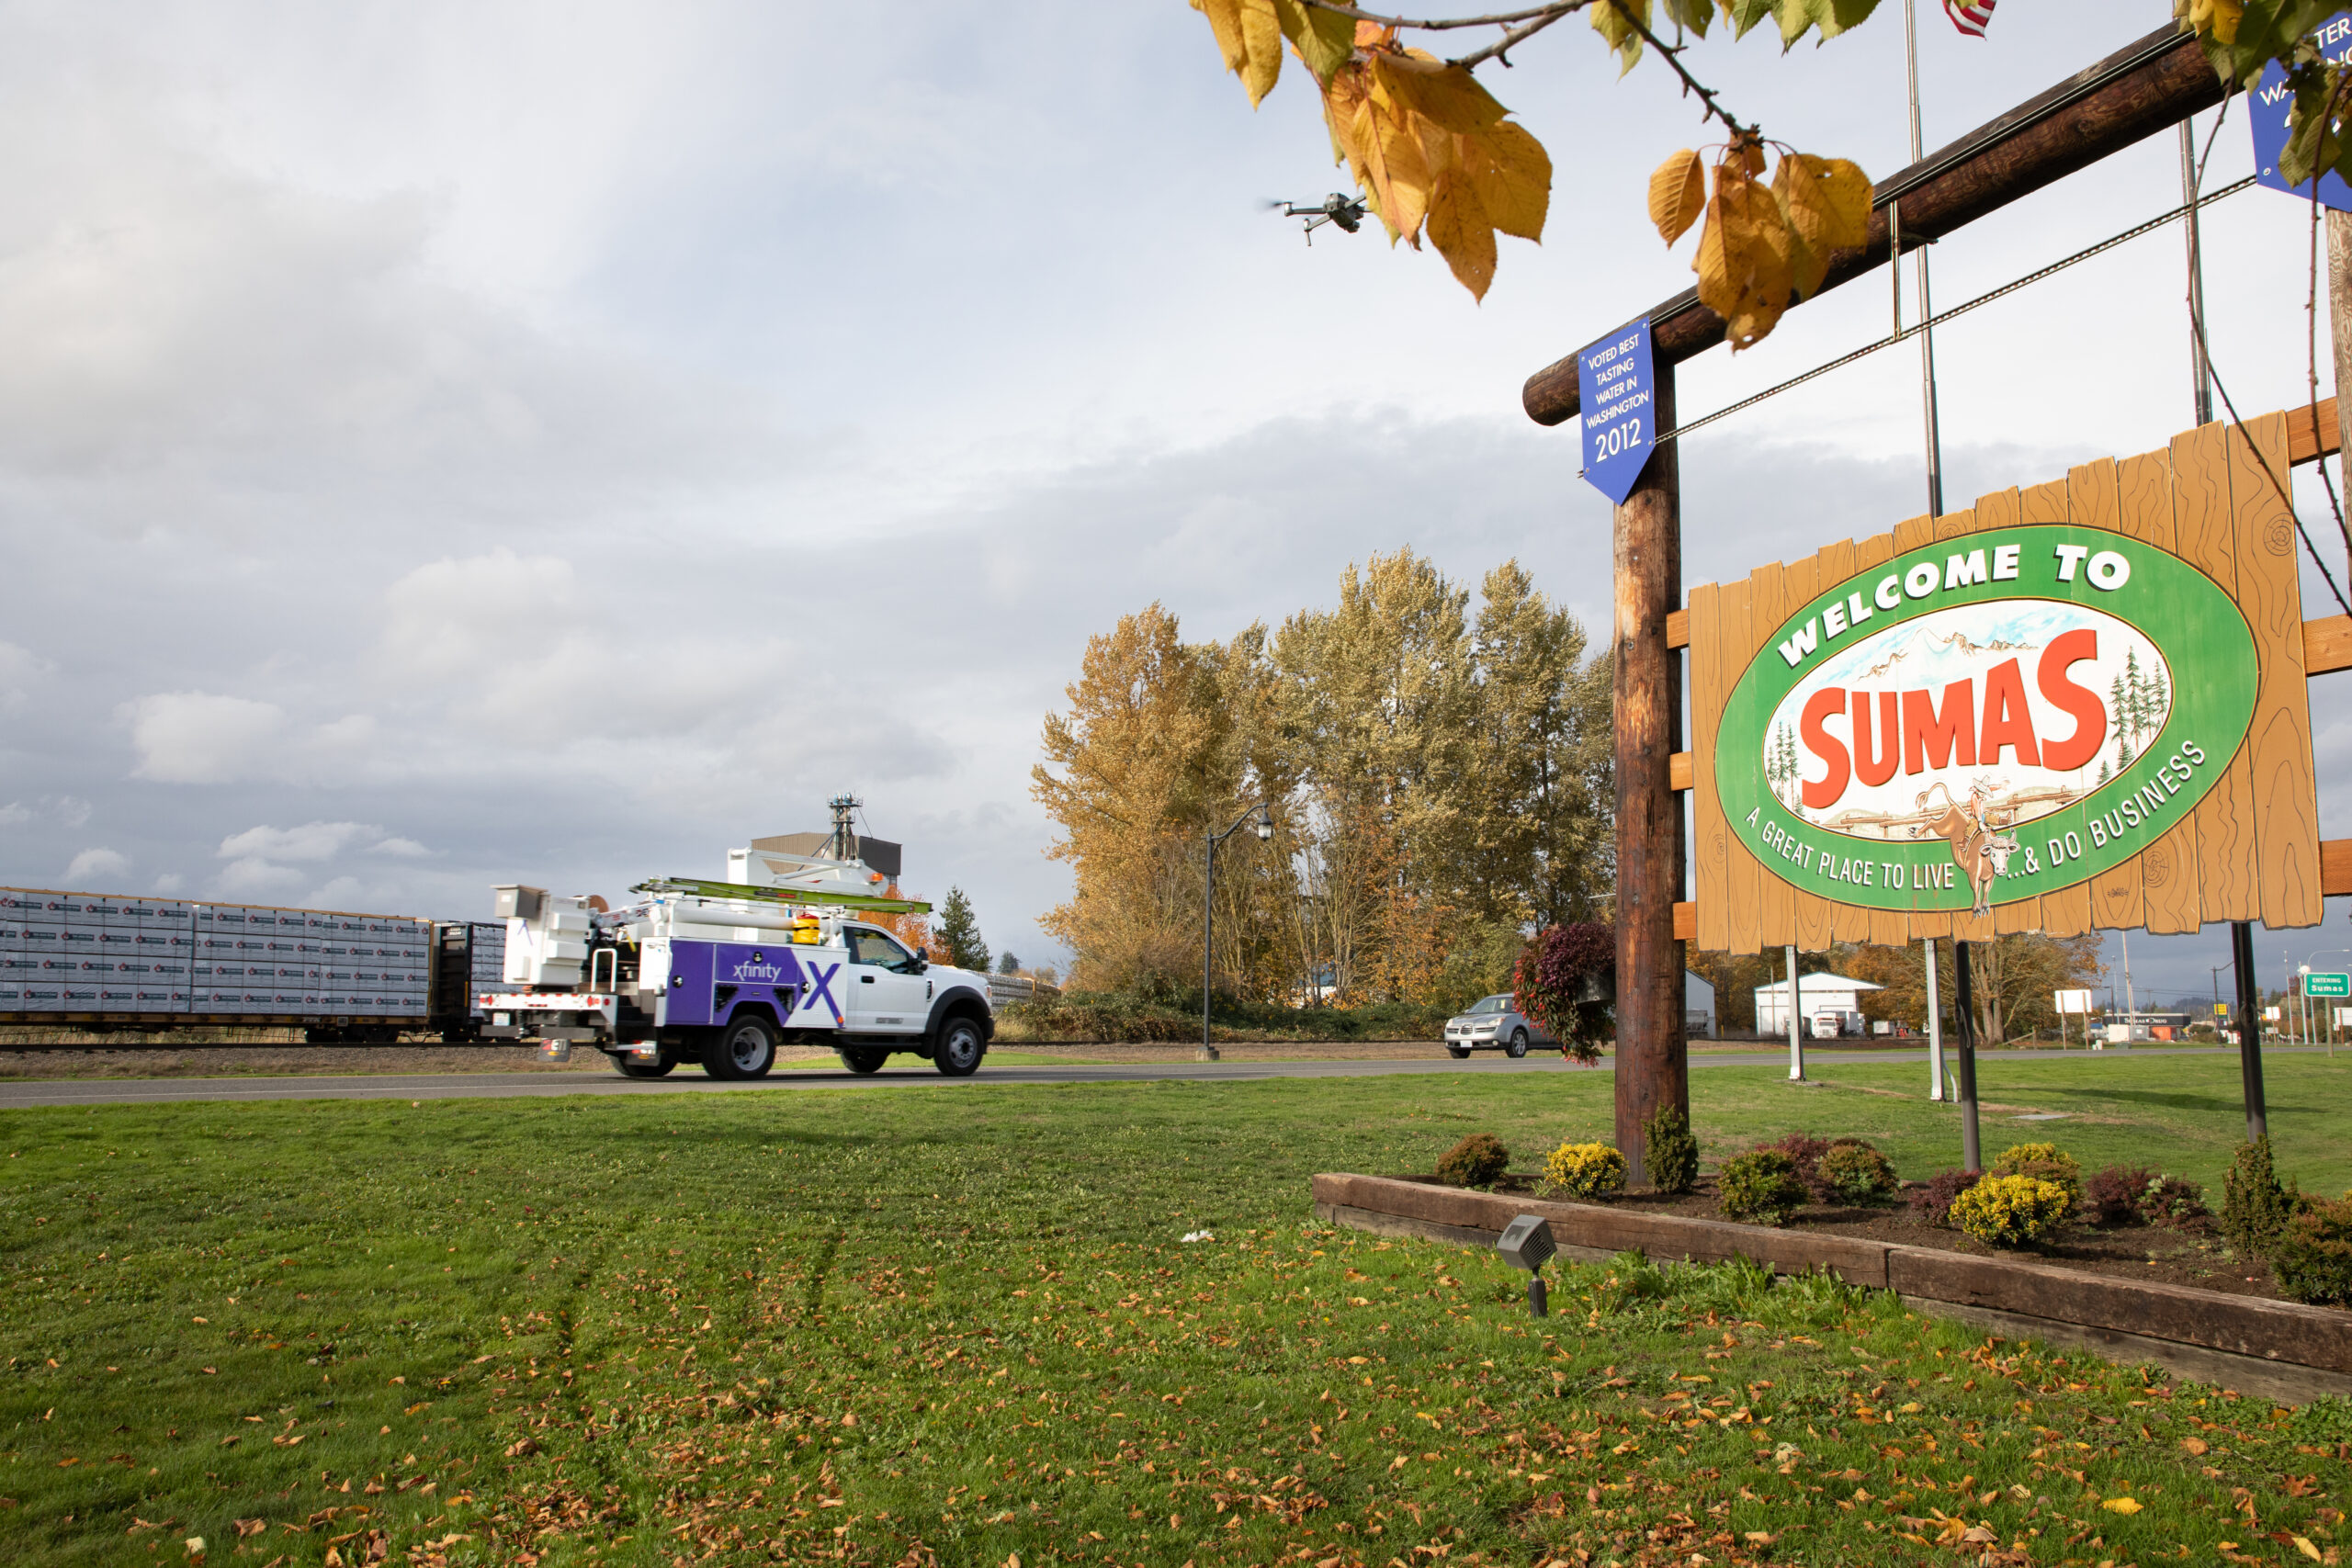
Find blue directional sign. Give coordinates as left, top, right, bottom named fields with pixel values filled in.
left=1578, top=316, right=1656, bottom=506
left=2251, top=11, right=2352, bottom=213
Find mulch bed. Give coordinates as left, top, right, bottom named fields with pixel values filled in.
left=1407, top=1171, right=2289, bottom=1303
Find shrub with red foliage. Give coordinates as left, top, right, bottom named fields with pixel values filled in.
left=1908, top=1167, right=1982, bottom=1228
left=1758, top=1133, right=1833, bottom=1201
left=2084, top=1166, right=2155, bottom=1228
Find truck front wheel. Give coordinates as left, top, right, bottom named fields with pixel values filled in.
left=933, top=1015, right=986, bottom=1077
left=706, top=1016, right=777, bottom=1080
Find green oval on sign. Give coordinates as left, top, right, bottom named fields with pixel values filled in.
left=1713, top=526, right=2258, bottom=915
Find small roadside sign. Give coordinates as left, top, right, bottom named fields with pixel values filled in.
left=2215, top=1001, right=2229, bottom=1017
left=2306, top=971, right=2351, bottom=998
left=1578, top=317, right=1655, bottom=505
left=2251, top=11, right=2352, bottom=212
left=2054, top=988, right=2095, bottom=1014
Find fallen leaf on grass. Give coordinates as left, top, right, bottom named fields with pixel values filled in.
left=2100, top=1497, right=2143, bottom=1515
left=503, top=1438, right=537, bottom=1458
left=218, top=1436, right=240, bottom=1448
left=2182, top=1437, right=2209, bottom=1455
left=2292, top=1538, right=2323, bottom=1562
left=234, top=1519, right=266, bottom=1539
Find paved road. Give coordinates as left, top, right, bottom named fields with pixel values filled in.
left=0, top=1043, right=2316, bottom=1109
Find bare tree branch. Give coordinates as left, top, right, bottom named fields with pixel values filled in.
left=1295, top=0, right=1586, bottom=33
left=1610, top=6, right=1756, bottom=140
left=1449, top=5, right=1577, bottom=68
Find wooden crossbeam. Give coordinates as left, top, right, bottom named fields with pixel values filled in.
left=2289, top=397, right=2341, bottom=465
left=2327, top=839, right=2352, bottom=898
left=2309, top=615, right=2352, bottom=676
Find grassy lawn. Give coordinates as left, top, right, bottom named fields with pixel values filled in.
left=1, top=1057, right=2346, bottom=1567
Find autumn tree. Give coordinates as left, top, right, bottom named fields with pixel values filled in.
left=1182, top=2, right=2329, bottom=345
left=1035, top=554, right=1610, bottom=1009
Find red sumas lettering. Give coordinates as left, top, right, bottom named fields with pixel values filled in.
left=1800, top=687, right=1849, bottom=809
left=1902, top=680, right=1976, bottom=776
left=1793, top=630, right=2111, bottom=808
left=2035, top=627, right=2104, bottom=771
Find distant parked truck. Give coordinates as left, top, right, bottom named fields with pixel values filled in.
left=0, top=886, right=503, bottom=1043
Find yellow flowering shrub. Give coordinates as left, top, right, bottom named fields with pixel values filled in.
left=1991, top=1141, right=2082, bottom=1208
left=1542, top=1141, right=1626, bottom=1201
left=1949, top=1173, right=2073, bottom=1247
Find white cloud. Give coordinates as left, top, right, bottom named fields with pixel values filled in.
left=0, top=641, right=51, bottom=709
left=216, top=856, right=304, bottom=897
left=368, top=837, right=432, bottom=858
left=64, top=846, right=130, bottom=883
left=153, top=872, right=185, bottom=894
left=120, top=692, right=287, bottom=783
left=303, top=875, right=367, bottom=910
left=218, top=821, right=379, bottom=862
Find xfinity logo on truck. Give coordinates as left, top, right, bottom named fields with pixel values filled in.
left=724, top=948, right=801, bottom=986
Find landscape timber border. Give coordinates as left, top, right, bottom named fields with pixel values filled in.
left=1312, top=1173, right=2352, bottom=1409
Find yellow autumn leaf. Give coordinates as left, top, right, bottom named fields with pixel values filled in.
left=2099, top=1497, right=2143, bottom=1515
left=1192, top=0, right=1283, bottom=107
left=1591, top=0, right=1652, bottom=74
left=1352, top=80, right=1433, bottom=244
left=1649, top=148, right=1706, bottom=245
left=1459, top=120, right=1550, bottom=241
left=2293, top=1537, right=2324, bottom=1562
left=1272, top=0, right=1354, bottom=84
left=1713, top=153, right=1795, bottom=346
left=1374, top=50, right=1508, bottom=133
left=1426, top=169, right=1498, bottom=299
left=1770, top=154, right=1831, bottom=297
left=2182, top=0, right=2245, bottom=46
left=1809, top=156, right=1872, bottom=246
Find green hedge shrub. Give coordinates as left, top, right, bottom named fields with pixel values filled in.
left=2270, top=1195, right=2352, bottom=1306
left=1718, top=1150, right=1809, bottom=1226
left=2222, top=1136, right=2300, bottom=1259
left=1641, top=1106, right=1699, bottom=1195
left=1437, top=1133, right=1510, bottom=1189
left=1817, top=1141, right=1899, bottom=1206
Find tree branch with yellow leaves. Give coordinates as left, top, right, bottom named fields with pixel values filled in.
left=1191, top=0, right=2352, bottom=351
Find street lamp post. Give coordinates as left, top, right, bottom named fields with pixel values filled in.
left=1202, top=803, right=1274, bottom=1063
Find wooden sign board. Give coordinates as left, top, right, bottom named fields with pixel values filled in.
left=1688, top=412, right=2323, bottom=953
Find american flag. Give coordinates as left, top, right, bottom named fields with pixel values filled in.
left=1944, top=0, right=1995, bottom=36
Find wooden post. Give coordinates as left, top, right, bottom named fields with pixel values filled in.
left=2330, top=211, right=2352, bottom=574
left=1951, top=940, right=1982, bottom=1171
left=2232, top=919, right=2267, bottom=1142
left=1611, top=367, right=1688, bottom=1187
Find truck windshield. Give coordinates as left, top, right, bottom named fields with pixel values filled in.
left=850, top=929, right=916, bottom=971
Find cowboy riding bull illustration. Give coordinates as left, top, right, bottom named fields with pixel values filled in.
left=1910, top=778, right=2020, bottom=916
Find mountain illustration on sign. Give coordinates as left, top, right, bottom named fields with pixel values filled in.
left=1762, top=602, right=2170, bottom=841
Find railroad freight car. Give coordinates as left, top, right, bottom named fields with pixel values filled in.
left=0, top=886, right=503, bottom=1045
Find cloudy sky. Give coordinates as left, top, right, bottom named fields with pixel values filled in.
left=0, top=0, right=2343, bottom=1002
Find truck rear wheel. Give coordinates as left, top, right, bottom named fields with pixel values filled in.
left=933, top=1015, right=985, bottom=1077
left=839, top=1047, right=888, bottom=1075
left=706, top=1016, right=777, bottom=1080
left=614, top=1054, right=674, bottom=1079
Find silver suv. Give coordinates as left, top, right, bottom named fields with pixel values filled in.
left=1442, top=993, right=1554, bottom=1058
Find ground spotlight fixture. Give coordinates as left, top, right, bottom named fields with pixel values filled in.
left=1497, top=1214, right=1556, bottom=1317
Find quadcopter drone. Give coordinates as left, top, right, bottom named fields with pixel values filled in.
left=1272, top=192, right=1367, bottom=243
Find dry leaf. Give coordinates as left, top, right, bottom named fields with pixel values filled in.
left=1272, top=0, right=1354, bottom=84
left=1650, top=149, right=1706, bottom=245
left=1458, top=120, right=1549, bottom=240
left=1192, top=0, right=1284, bottom=107
left=2291, top=1537, right=2322, bottom=1562
left=1372, top=51, right=1506, bottom=133
left=2100, top=1497, right=2143, bottom=1515
left=1590, top=0, right=1652, bottom=74
left=1426, top=170, right=1498, bottom=299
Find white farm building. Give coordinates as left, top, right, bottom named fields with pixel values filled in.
left=1754, top=973, right=1884, bottom=1035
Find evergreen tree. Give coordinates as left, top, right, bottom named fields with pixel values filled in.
left=934, top=886, right=990, bottom=973
left=996, top=952, right=1021, bottom=976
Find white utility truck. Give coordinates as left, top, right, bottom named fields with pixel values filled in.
left=476, top=852, right=994, bottom=1079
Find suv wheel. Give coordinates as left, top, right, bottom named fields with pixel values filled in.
left=706, top=1016, right=777, bottom=1080
left=1505, top=1028, right=1529, bottom=1059
left=933, top=1015, right=986, bottom=1077
left=1446, top=1044, right=1470, bottom=1059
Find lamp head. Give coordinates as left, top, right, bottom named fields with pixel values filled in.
left=1254, top=805, right=1273, bottom=841
left=1496, top=1214, right=1556, bottom=1274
